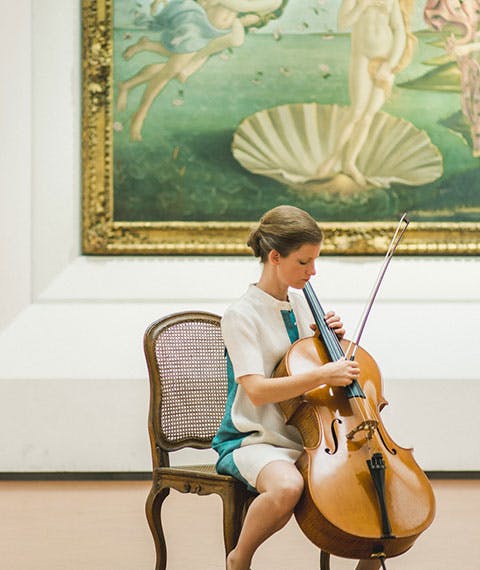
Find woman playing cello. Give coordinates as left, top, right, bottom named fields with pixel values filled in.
left=212, top=205, right=381, bottom=570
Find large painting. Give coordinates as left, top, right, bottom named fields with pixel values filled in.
left=82, top=0, right=480, bottom=254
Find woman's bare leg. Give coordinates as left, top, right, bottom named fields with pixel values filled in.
left=316, top=55, right=372, bottom=180
left=226, top=461, right=304, bottom=570
left=130, top=52, right=195, bottom=140
left=342, top=74, right=388, bottom=186
left=123, top=36, right=171, bottom=60
left=316, top=54, right=391, bottom=187
left=116, top=63, right=165, bottom=111
left=178, top=19, right=246, bottom=82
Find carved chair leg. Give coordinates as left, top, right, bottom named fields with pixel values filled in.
left=221, top=486, right=248, bottom=556
left=320, top=550, right=331, bottom=570
left=146, top=485, right=170, bottom=570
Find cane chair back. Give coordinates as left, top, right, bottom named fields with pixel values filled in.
left=144, top=311, right=252, bottom=570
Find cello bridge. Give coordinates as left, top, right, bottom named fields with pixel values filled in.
left=346, top=420, right=378, bottom=441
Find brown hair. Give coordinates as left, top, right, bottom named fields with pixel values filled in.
left=247, top=205, right=323, bottom=262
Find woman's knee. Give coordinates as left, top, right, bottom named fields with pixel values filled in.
left=258, top=463, right=304, bottom=507
left=166, top=54, right=195, bottom=77
left=230, top=19, right=246, bottom=47
left=281, top=473, right=304, bottom=504
left=272, top=473, right=304, bottom=513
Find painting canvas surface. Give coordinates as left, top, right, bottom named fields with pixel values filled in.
left=81, top=0, right=480, bottom=254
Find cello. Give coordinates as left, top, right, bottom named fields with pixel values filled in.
left=274, top=215, right=435, bottom=568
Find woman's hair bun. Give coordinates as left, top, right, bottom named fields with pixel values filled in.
left=247, top=205, right=323, bottom=262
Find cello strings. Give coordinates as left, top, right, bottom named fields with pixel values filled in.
left=306, top=286, right=386, bottom=429
left=304, top=283, right=371, bottom=424
left=305, top=216, right=409, bottom=451
left=305, top=284, right=389, bottom=438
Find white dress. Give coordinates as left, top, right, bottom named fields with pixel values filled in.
left=212, top=284, right=314, bottom=490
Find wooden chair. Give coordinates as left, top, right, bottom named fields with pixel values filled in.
left=144, top=310, right=254, bottom=570
left=144, top=310, right=334, bottom=570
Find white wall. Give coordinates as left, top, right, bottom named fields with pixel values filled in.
left=0, top=0, right=479, bottom=473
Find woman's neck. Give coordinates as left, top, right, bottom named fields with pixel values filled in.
left=256, top=270, right=288, bottom=302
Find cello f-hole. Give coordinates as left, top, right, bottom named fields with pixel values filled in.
left=376, top=426, right=398, bottom=456
left=325, top=418, right=342, bottom=455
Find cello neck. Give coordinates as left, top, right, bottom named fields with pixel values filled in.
left=303, top=282, right=344, bottom=362
left=303, top=282, right=365, bottom=399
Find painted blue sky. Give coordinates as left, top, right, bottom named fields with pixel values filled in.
left=114, top=0, right=429, bottom=32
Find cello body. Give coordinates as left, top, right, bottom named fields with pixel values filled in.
left=275, top=335, right=436, bottom=560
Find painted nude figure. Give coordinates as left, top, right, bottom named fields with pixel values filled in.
left=317, top=0, right=416, bottom=187
left=424, top=0, right=480, bottom=157
left=116, top=0, right=282, bottom=141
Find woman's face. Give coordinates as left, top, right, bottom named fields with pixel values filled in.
left=275, top=242, right=321, bottom=290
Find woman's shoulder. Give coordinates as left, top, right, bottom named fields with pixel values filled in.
left=223, top=287, right=257, bottom=323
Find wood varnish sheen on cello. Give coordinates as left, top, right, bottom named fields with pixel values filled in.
left=274, top=217, right=436, bottom=563
left=275, top=331, right=435, bottom=560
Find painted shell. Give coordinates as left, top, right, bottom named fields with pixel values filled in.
left=231, top=103, right=443, bottom=191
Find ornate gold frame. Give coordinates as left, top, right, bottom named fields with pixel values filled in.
left=82, top=0, right=480, bottom=255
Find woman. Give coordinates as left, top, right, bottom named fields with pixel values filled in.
left=116, top=0, right=282, bottom=141
left=212, top=205, right=381, bottom=570
left=425, top=0, right=480, bottom=157
left=317, top=0, right=416, bottom=187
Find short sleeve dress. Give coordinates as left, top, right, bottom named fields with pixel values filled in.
left=212, top=284, right=315, bottom=491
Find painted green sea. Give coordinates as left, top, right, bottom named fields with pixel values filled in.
left=112, top=31, right=479, bottom=223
